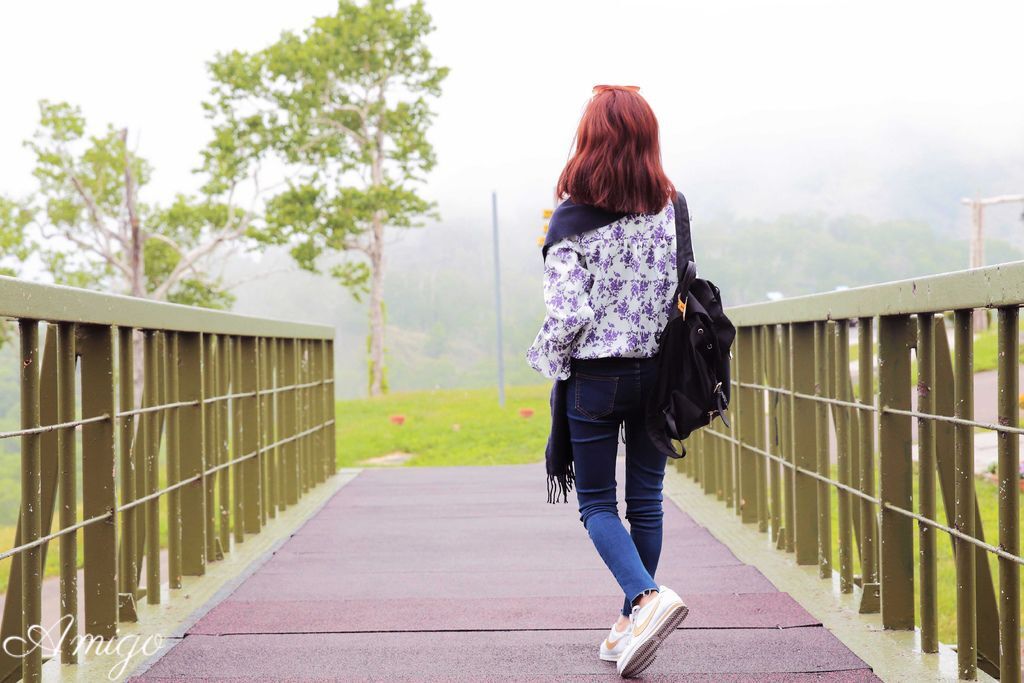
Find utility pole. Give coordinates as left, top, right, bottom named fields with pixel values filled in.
left=962, top=193, right=1024, bottom=331
left=491, top=191, right=505, bottom=407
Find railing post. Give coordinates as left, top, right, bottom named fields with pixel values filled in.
left=813, top=321, right=832, bottom=579
left=201, top=333, right=219, bottom=563
left=56, top=322, right=79, bottom=661
left=216, top=335, right=230, bottom=552
left=19, top=320, right=42, bottom=681
left=916, top=313, right=938, bottom=652
left=857, top=316, right=879, bottom=612
left=765, top=325, right=782, bottom=545
left=273, top=338, right=286, bottom=510
left=877, top=314, right=914, bottom=630
left=240, top=336, right=262, bottom=534
left=935, top=317, right=1001, bottom=678
left=997, top=306, right=1020, bottom=681
left=143, top=331, right=161, bottom=604
left=300, top=340, right=312, bottom=493
left=256, top=339, right=268, bottom=528
left=327, top=339, right=336, bottom=474
left=262, top=337, right=278, bottom=519
left=707, top=428, right=717, bottom=496
left=779, top=323, right=795, bottom=553
left=321, top=339, right=334, bottom=476
left=790, top=322, right=818, bottom=565
left=689, top=430, right=699, bottom=482
left=117, top=327, right=139, bottom=620
left=833, top=320, right=854, bottom=593
left=231, top=336, right=245, bottom=543
left=179, top=332, right=207, bottom=575
left=165, top=332, right=182, bottom=589
left=722, top=351, right=734, bottom=507
left=132, top=335, right=146, bottom=588
left=78, top=324, right=119, bottom=637
left=310, top=339, right=324, bottom=484
left=736, top=327, right=758, bottom=523
left=287, top=338, right=301, bottom=504
left=753, top=326, right=768, bottom=532
left=844, top=333, right=864, bottom=577
left=713, top=429, right=724, bottom=500
left=699, top=430, right=709, bottom=491
left=953, top=308, right=976, bottom=678
left=718, top=429, right=728, bottom=500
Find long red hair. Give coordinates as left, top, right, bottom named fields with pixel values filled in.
left=557, top=87, right=674, bottom=214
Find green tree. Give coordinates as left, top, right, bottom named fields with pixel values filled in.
left=206, top=0, right=448, bottom=396
left=0, top=99, right=273, bottom=385
left=0, top=100, right=264, bottom=306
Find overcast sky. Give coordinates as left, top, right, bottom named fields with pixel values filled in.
left=1, top=0, right=1022, bottom=243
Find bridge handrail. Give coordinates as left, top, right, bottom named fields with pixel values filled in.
left=727, top=259, right=1024, bottom=325
left=686, top=261, right=1022, bottom=682
left=0, top=274, right=334, bottom=338
left=0, top=276, right=337, bottom=682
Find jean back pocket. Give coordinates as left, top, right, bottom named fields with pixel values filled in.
left=573, top=373, right=618, bottom=420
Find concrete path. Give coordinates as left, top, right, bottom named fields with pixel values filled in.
left=128, top=463, right=878, bottom=681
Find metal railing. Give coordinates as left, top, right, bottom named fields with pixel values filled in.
left=0, top=275, right=336, bottom=681
left=678, top=260, right=1024, bottom=682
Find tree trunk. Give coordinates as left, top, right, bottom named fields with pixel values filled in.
left=122, top=128, right=147, bottom=404
left=366, top=122, right=387, bottom=397
left=367, top=230, right=385, bottom=397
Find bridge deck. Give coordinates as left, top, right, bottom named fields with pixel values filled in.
left=128, top=462, right=878, bottom=681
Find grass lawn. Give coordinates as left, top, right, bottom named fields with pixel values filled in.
left=334, top=384, right=551, bottom=467
left=972, top=324, right=1024, bottom=373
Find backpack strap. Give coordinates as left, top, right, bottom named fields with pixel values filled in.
left=671, top=191, right=694, bottom=282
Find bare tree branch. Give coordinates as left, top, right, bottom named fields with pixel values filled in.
left=152, top=218, right=251, bottom=299
left=67, top=172, right=129, bottom=251
left=145, top=232, right=183, bottom=251
left=58, top=228, right=131, bottom=278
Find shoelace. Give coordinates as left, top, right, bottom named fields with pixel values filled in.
left=629, top=588, right=659, bottom=625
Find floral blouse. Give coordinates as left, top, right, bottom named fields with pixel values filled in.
left=526, top=200, right=677, bottom=380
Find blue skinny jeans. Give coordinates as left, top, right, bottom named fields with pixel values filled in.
left=567, top=356, right=668, bottom=617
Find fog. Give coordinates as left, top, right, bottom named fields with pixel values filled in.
left=1, top=0, right=1022, bottom=395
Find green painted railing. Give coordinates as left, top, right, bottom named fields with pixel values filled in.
left=680, top=260, right=1024, bottom=681
left=0, top=275, right=336, bottom=681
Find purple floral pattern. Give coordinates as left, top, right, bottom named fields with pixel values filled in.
left=526, top=201, right=677, bottom=379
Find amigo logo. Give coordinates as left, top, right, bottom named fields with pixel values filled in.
left=2, top=615, right=164, bottom=680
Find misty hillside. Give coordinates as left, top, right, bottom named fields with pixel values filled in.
left=230, top=201, right=1023, bottom=399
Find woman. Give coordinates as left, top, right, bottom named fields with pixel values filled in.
left=526, top=85, right=689, bottom=679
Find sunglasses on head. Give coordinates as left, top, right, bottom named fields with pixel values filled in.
left=592, top=84, right=641, bottom=95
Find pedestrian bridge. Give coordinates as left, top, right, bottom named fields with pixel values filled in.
left=0, top=263, right=1020, bottom=681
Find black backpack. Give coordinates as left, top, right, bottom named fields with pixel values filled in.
left=645, top=192, right=736, bottom=459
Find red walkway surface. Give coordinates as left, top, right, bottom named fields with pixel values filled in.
left=129, top=463, right=879, bottom=681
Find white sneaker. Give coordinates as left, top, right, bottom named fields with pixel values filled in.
left=599, top=618, right=633, bottom=661
left=615, top=585, right=688, bottom=678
